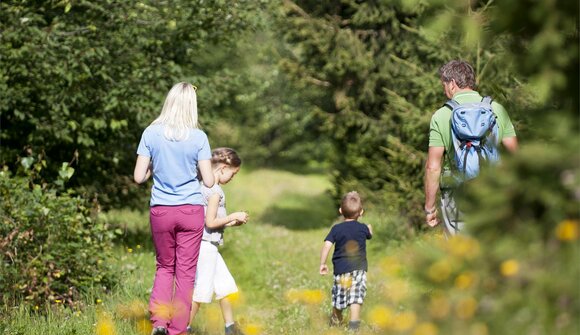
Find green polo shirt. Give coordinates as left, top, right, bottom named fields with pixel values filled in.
left=429, top=90, right=516, bottom=153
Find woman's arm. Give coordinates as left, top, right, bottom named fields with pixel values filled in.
left=198, top=159, right=214, bottom=188
left=133, top=155, right=152, bottom=184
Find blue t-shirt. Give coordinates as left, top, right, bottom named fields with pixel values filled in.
left=325, top=220, right=372, bottom=275
left=136, top=124, right=212, bottom=206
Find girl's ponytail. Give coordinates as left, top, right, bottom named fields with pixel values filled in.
left=198, top=147, right=241, bottom=182
left=211, top=147, right=241, bottom=168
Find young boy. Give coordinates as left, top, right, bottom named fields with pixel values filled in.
left=319, top=191, right=373, bottom=332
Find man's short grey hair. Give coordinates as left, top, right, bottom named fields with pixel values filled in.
left=439, top=60, right=476, bottom=89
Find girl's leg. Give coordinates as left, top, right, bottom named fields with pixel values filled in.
left=149, top=206, right=177, bottom=329
left=214, top=252, right=238, bottom=326
left=219, top=298, right=234, bottom=325
left=189, top=301, right=202, bottom=325
left=167, top=205, right=205, bottom=335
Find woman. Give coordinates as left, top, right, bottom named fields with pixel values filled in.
left=134, top=82, right=214, bottom=335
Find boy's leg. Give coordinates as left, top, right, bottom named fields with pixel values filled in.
left=332, top=307, right=343, bottom=323
left=329, top=307, right=343, bottom=327
left=167, top=205, right=205, bottom=335
left=149, top=206, right=177, bottom=330
left=346, top=270, right=366, bottom=332
left=348, top=304, right=361, bottom=331
left=349, top=303, right=361, bottom=321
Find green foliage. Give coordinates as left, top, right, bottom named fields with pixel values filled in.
left=278, top=0, right=459, bottom=223
left=0, top=169, right=117, bottom=309
left=0, top=0, right=264, bottom=208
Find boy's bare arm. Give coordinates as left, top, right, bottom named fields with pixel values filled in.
left=319, top=241, right=333, bottom=275
left=367, top=224, right=373, bottom=236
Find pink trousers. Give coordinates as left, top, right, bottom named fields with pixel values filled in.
left=149, top=204, right=204, bottom=335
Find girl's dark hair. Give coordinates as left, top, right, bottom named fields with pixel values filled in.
left=211, top=147, right=242, bottom=168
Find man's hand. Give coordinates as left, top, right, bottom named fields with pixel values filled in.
left=319, top=264, right=329, bottom=275
left=425, top=207, right=439, bottom=227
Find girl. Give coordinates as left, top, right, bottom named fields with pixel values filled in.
left=134, top=82, right=214, bottom=335
left=188, top=147, right=248, bottom=335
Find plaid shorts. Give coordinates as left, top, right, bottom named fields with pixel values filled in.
left=331, top=270, right=367, bottom=309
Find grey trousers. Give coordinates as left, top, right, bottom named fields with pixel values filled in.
left=440, top=189, right=464, bottom=237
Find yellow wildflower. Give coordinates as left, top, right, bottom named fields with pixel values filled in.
left=429, top=292, right=450, bottom=319
left=242, top=323, right=263, bottom=335
left=368, top=305, right=393, bottom=329
left=455, top=296, right=478, bottom=320
left=202, top=304, right=222, bottom=330
left=150, top=301, right=173, bottom=320
left=413, top=322, right=439, bottom=335
left=454, top=272, right=477, bottom=290
left=228, top=291, right=244, bottom=307
left=345, top=240, right=359, bottom=256
left=339, top=276, right=353, bottom=289
left=447, top=235, right=480, bottom=260
left=136, top=317, right=153, bottom=335
left=96, top=313, right=116, bottom=335
left=470, top=322, right=489, bottom=335
left=285, top=289, right=324, bottom=305
left=500, top=259, right=519, bottom=277
left=392, top=311, right=417, bottom=332
left=384, top=279, right=409, bottom=303
left=302, top=289, right=325, bottom=305
left=427, top=259, right=453, bottom=283
left=555, top=220, right=579, bottom=241
left=379, top=256, right=402, bottom=277
left=127, top=248, right=133, bottom=253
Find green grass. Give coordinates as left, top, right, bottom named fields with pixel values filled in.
left=0, top=168, right=409, bottom=335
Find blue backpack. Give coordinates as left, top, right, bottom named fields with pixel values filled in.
left=445, top=96, right=500, bottom=181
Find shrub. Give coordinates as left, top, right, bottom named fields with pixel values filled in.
left=0, top=169, right=117, bottom=309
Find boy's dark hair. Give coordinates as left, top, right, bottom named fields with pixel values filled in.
left=340, top=191, right=363, bottom=219
left=211, top=147, right=242, bottom=168
left=439, top=60, right=476, bottom=89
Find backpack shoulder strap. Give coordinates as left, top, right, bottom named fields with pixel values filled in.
left=444, top=99, right=460, bottom=110
left=481, top=96, right=493, bottom=105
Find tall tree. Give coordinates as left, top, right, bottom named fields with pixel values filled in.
left=278, top=0, right=519, bottom=224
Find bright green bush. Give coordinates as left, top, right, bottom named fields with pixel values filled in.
left=0, top=170, right=117, bottom=309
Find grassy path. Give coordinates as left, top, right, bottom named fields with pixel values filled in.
left=2, top=168, right=404, bottom=335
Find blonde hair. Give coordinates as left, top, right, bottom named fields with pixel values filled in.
left=340, top=191, right=363, bottom=219
left=152, top=82, right=199, bottom=141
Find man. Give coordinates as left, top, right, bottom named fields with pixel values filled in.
left=424, top=60, right=518, bottom=235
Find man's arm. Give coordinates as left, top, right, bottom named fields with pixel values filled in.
left=424, top=146, right=445, bottom=226
left=502, top=136, right=518, bottom=153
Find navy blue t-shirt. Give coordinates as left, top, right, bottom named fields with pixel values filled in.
left=324, top=220, right=372, bottom=275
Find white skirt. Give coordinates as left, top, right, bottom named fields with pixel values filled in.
left=192, top=240, right=238, bottom=303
